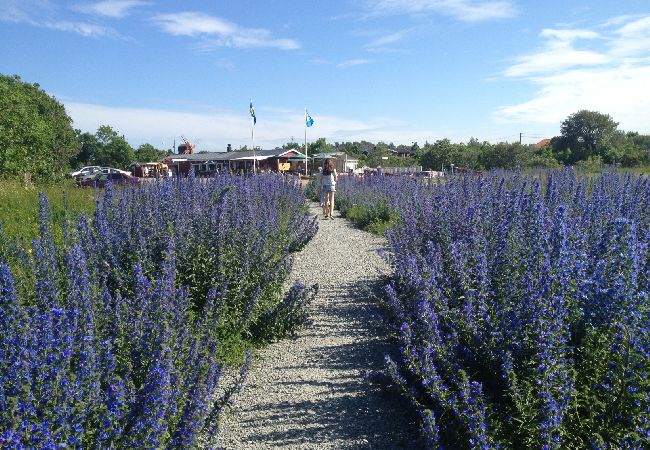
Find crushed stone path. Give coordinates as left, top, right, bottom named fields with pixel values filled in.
left=216, top=203, right=422, bottom=449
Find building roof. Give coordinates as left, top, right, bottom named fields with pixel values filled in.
left=311, top=152, right=345, bottom=159
left=311, top=152, right=358, bottom=161
left=163, top=149, right=299, bottom=163
left=533, top=138, right=552, bottom=148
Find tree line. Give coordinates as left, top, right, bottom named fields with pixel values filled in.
left=1, top=73, right=649, bottom=183
left=299, top=110, right=650, bottom=172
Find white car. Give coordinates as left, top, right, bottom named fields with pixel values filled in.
left=69, top=166, right=101, bottom=178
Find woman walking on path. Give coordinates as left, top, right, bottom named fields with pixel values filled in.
left=320, top=159, right=337, bottom=219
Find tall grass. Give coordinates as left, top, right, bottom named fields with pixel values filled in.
left=0, top=180, right=96, bottom=242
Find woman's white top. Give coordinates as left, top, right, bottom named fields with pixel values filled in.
left=321, top=170, right=337, bottom=186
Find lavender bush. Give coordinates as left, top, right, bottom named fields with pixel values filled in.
left=346, top=169, right=649, bottom=448
left=0, top=173, right=317, bottom=447
left=335, top=175, right=416, bottom=233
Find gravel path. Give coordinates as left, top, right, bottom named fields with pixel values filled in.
left=216, top=203, right=422, bottom=449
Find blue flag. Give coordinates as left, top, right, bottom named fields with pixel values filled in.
left=306, top=110, right=314, bottom=127
left=250, top=100, right=256, bottom=125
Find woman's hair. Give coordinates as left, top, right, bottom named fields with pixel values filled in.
left=323, top=159, right=335, bottom=175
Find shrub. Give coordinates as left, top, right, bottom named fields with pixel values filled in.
left=0, top=173, right=318, bottom=446
left=348, top=169, right=650, bottom=448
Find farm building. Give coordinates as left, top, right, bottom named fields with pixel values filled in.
left=162, top=149, right=309, bottom=176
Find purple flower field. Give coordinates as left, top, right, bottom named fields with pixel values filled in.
left=339, top=169, right=649, bottom=449
left=0, top=173, right=317, bottom=448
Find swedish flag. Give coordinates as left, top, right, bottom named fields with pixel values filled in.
left=250, top=100, right=256, bottom=125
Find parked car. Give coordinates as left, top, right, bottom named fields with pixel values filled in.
left=69, top=166, right=101, bottom=178
left=80, top=172, right=143, bottom=188
left=76, top=167, right=132, bottom=183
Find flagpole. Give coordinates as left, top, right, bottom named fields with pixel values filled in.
left=304, top=107, right=308, bottom=177
left=251, top=98, right=256, bottom=174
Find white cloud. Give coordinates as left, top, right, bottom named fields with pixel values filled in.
left=0, top=0, right=117, bottom=37
left=0, top=0, right=53, bottom=23
left=63, top=101, right=440, bottom=149
left=75, top=0, right=150, bottom=18
left=609, top=15, right=650, bottom=58
left=365, top=29, right=411, bottom=49
left=310, top=58, right=330, bottom=65
left=151, top=12, right=300, bottom=50
left=367, top=0, right=516, bottom=22
left=505, top=28, right=606, bottom=77
left=338, top=58, right=373, bottom=67
left=43, top=19, right=115, bottom=37
left=494, top=15, right=650, bottom=134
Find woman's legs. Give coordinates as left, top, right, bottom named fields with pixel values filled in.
left=323, top=192, right=334, bottom=217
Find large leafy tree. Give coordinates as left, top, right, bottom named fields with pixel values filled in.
left=308, top=137, right=333, bottom=154
left=72, top=130, right=101, bottom=168
left=0, top=74, right=78, bottom=181
left=135, top=143, right=167, bottom=162
left=553, top=110, right=619, bottom=163
left=419, top=139, right=461, bottom=171
left=94, top=125, right=135, bottom=169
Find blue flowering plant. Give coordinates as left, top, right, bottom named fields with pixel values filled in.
left=0, top=173, right=317, bottom=447
left=345, top=168, right=649, bottom=448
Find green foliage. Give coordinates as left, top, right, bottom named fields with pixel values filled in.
left=72, top=126, right=144, bottom=170
left=0, top=180, right=96, bottom=242
left=0, top=180, right=96, bottom=306
left=308, top=137, right=334, bottom=154
left=419, top=139, right=460, bottom=171
left=340, top=203, right=400, bottom=234
left=93, top=125, right=136, bottom=169
left=554, top=110, right=619, bottom=163
left=250, top=283, right=318, bottom=343
left=283, top=141, right=302, bottom=150
left=71, top=130, right=100, bottom=168
left=523, top=145, right=563, bottom=169
left=135, top=143, right=168, bottom=162
left=0, top=74, right=78, bottom=181
left=304, top=177, right=319, bottom=201
left=574, top=155, right=605, bottom=173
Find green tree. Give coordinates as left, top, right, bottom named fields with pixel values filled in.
left=523, top=145, right=562, bottom=169
left=94, top=125, right=135, bottom=169
left=282, top=141, right=302, bottom=150
left=419, top=139, right=460, bottom=171
left=135, top=143, right=165, bottom=162
left=627, top=131, right=650, bottom=150
left=308, top=137, right=333, bottom=155
left=0, top=74, right=78, bottom=181
left=72, top=130, right=101, bottom=168
left=554, top=110, right=619, bottom=163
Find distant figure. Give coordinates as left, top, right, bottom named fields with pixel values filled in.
left=319, top=159, right=338, bottom=220
left=316, top=166, right=325, bottom=207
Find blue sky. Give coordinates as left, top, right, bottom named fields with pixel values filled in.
left=2, top=0, right=650, bottom=151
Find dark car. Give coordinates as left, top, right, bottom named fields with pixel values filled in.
left=80, top=172, right=143, bottom=188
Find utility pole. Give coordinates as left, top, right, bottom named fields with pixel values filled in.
left=519, top=133, right=522, bottom=145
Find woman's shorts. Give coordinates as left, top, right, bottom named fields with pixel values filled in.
left=323, top=185, right=336, bottom=193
